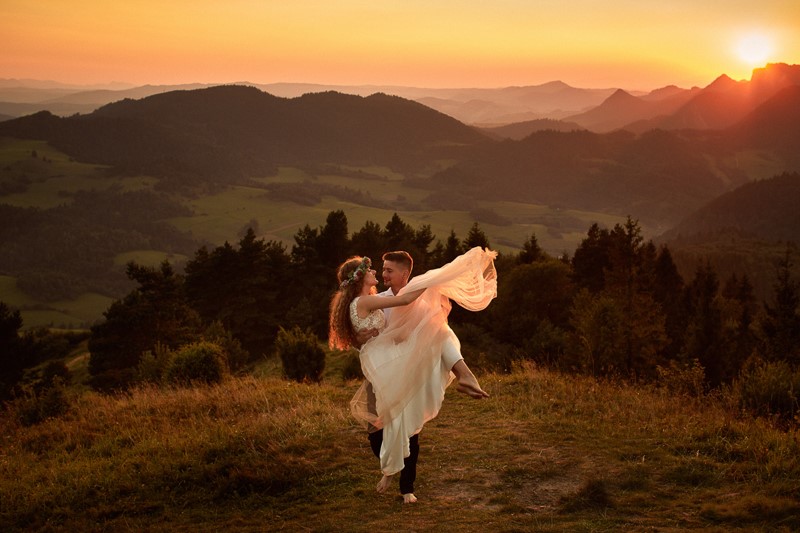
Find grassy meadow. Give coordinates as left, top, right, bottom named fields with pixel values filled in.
left=2, top=356, right=799, bottom=532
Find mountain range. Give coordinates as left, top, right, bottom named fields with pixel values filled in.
left=2, top=63, right=799, bottom=134
left=2, top=65, right=799, bottom=234
left=0, top=80, right=627, bottom=125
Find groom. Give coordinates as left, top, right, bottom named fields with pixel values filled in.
left=357, top=250, right=488, bottom=503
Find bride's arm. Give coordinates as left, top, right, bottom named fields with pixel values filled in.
left=357, top=289, right=425, bottom=313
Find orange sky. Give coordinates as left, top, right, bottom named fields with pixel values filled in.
left=2, top=0, right=799, bottom=90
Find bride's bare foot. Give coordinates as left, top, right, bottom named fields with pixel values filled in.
left=376, top=474, right=395, bottom=493
left=403, top=493, right=418, bottom=504
left=451, top=360, right=489, bottom=399
left=456, top=380, right=489, bottom=399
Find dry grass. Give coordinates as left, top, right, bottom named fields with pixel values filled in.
left=2, top=363, right=799, bottom=532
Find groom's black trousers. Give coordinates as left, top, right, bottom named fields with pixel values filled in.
left=368, top=431, right=419, bottom=495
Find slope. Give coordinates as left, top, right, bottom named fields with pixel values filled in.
left=1, top=365, right=797, bottom=531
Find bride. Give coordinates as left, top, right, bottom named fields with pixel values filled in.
left=329, top=247, right=498, bottom=498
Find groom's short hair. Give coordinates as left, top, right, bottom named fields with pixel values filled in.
left=382, top=251, right=413, bottom=274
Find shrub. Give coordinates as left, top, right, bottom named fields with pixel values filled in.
left=341, top=349, right=363, bottom=381
left=450, top=322, right=516, bottom=373
left=165, top=341, right=228, bottom=386
left=203, top=321, right=249, bottom=373
left=41, top=360, right=71, bottom=387
left=8, top=377, right=70, bottom=426
left=275, top=326, right=325, bottom=383
left=736, top=358, right=800, bottom=421
left=657, top=359, right=706, bottom=397
left=136, top=342, right=173, bottom=383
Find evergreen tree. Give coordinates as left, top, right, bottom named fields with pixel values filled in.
left=462, top=222, right=490, bottom=251
left=440, top=229, right=462, bottom=265
left=653, top=246, right=686, bottom=359
left=572, top=223, right=611, bottom=292
left=601, top=218, right=667, bottom=376
left=291, top=224, right=321, bottom=266
left=317, top=210, right=350, bottom=268
left=185, top=230, right=293, bottom=357
left=519, top=233, right=544, bottom=264
left=570, top=290, right=625, bottom=377
left=682, top=263, right=725, bottom=385
left=384, top=213, right=416, bottom=252
left=720, top=273, right=758, bottom=377
left=412, top=224, right=435, bottom=272
left=350, top=220, right=387, bottom=268
left=89, top=261, right=202, bottom=391
left=760, top=248, right=800, bottom=366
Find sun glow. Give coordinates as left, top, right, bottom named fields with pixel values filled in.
left=735, top=32, right=775, bottom=67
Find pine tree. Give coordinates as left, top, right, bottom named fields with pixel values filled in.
left=89, top=261, right=202, bottom=391
left=761, top=247, right=800, bottom=366
left=682, top=263, right=725, bottom=385
left=462, top=222, right=490, bottom=251
left=572, top=223, right=611, bottom=292
left=519, top=233, right=544, bottom=264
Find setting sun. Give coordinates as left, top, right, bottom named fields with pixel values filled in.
left=736, top=32, right=775, bottom=67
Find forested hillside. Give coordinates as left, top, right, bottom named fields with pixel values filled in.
left=0, top=86, right=489, bottom=189
left=0, top=190, right=196, bottom=301
left=420, top=128, right=726, bottom=227
left=663, top=172, right=800, bottom=243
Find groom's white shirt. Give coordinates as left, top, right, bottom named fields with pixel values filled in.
left=378, top=287, right=394, bottom=322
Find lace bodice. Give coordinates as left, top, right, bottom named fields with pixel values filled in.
left=350, top=297, right=386, bottom=332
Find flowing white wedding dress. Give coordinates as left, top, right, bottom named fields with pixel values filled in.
left=350, top=247, right=498, bottom=475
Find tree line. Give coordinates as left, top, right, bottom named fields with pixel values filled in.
left=2, top=210, right=799, bottom=419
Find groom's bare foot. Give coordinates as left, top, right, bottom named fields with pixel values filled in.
left=403, top=493, right=418, bottom=504
left=377, top=474, right=395, bottom=493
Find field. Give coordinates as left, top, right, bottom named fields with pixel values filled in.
left=2, top=358, right=798, bottom=531
left=0, top=275, right=114, bottom=328
left=1, top=139, right=631, bottom=328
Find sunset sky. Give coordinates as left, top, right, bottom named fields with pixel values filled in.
left=3, top=0, right=799, bottom=90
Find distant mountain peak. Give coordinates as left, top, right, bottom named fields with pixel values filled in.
left=646, top=85, right=687, bottom=100
left=705, top=73, right=742, bottom=92
left=750, top=62, right=800, bottom=92
left=606, top=88, right=637, bottom=101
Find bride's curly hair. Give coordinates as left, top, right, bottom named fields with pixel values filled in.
left=329, top=256, right=375, bottom=350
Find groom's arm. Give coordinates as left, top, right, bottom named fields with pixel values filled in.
left=354, top=327, right=379, bottom=348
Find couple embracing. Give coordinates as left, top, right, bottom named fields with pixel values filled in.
left=329, top=247, right=497, bottom=503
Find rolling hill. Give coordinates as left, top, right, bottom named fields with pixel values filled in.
left=661, top=171, right=800, bottom=244
left=659, top=170, right=800, bottom=302
left=0, top=85, right=490, bottom=184
left=478, top=118, right=585, bottom=140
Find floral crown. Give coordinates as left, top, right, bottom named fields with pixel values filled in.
left=340, top=257, right=371, bottom=288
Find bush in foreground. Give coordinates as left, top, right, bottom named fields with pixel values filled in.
left=275, top=326, right=325, bottom=383
left=736, top=358, right=800, bottom=422
left=164, top=341, right=228, bottom=385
